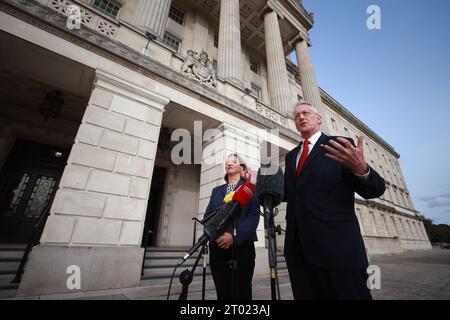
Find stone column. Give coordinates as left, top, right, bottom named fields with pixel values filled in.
left=295, top=38, right=329, bottom=132
left=198, top=123, right=269, bottom=275
left=17, top=70, right=169, bottom=297
left=134, top=0, right=172, bottom=39
left=217, top=0, right=243, bottom=87
left=263, top=10, right=292, bottom=113
left=198, top=123, right=260, bottom=219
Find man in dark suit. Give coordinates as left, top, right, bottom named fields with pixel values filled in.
left=283, top=101, right=386, bottom=300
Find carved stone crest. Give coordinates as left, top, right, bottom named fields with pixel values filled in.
left=181, top=49, right=217, bottom=89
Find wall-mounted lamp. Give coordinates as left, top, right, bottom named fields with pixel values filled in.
left=241, top=88, right=253, bottom=99
left=143, top=31, right=158, bottom=56
left=39, top=90, right=64, bottom=121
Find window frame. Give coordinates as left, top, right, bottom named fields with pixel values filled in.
left=249, top=57, right=260, bottom=75
left=162, top=33, right=182, bottom=53
left=168, top=5, right=185, bottom=26
left=250, top=83, right=262, bottom=99
left=91, top=0, right=122, bottom=19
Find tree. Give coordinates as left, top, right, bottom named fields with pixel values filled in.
left=423, top=218, right=450, bottom=244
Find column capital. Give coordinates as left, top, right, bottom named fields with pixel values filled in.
left=288, top=32, right=311, bottom=48
left=258, top=3, right=284, bottom=20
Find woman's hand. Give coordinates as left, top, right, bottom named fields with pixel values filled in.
left=216, top=232, right=233, bottom=249
left=241, top=166, right=257, bottom=185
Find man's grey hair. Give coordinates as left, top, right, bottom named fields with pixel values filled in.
left=293, top=101, right=320, bottom=115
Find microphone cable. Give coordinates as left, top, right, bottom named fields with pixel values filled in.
left=166, top=263, right=180, bottom=300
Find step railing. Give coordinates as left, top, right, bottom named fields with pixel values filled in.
left=11, top=196, right=54, bottom=284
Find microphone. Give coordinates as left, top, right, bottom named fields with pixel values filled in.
left=255, top=162, right=284, bottom=207
left=177, top=183, right=255, bottom=266
left=255, top=162, right=284, bottom=299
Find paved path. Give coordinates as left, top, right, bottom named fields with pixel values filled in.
left=6, top=248, right=450, bottom=300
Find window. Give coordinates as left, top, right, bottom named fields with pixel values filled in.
left=331, top=118, right=337, bottom=131
left=249, top=57, right=259, bottom=74
left=91, top=0, right=121, bottom=18
left=406, top=220, right=414, bottom=238
left=398, top=189, right=406, bottom=207
left=398, top=218, right=408, bottom=238
left=384, top=184, right=392, bottom=202
left=168, top=5, right=185, bottom=25
left=392, top=186, right=399, bottom=204
left=369, top=212, right=377, bottom=236
left=344, top=127, right=349, bottom=137
left=417, top=223, right=424, bottom=239
left=390, top=217, right=398, bottom=237
left=374, top=148, right=380, bottom=160
left=162, top=33, right=181, bottom=52
left=365, top=142, right=371, bottom=154
left=381, top=214, right=389, bottom=236
left=355, top=209, right=364, bottom=235
left=394, top=174, right=400, bottom=186
left=250, top=83, right=262, bottom=99
left=213, top=32, right=219, bottom=48
left=379, top=165, right=384, bottom=178
left=405, top=192, right=411, bottom=208
left=413, top=222, right=422, bottom=239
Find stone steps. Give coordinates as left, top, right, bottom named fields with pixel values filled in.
left=141, top=247, right=209, bottom=287
left=140, top=247, right=287, bottom=287
left=0, top=244, right=26, bottom=299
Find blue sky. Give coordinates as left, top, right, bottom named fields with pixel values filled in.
left=299, top=0, right=450, bottom=224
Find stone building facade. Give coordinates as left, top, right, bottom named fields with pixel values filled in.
left=0, top=0, right=431, bottom=297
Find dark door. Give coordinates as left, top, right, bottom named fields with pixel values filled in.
left=0, top=139, right=69, bottom=243
left=142, top=166, right=166, bottom=247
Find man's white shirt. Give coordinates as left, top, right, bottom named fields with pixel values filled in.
left=296, top=131, right=370, bottom=179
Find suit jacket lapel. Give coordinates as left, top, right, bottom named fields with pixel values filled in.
left=298, top=133, right=328, bottom=176
left=220, top=184, right=227, bottom=198
left=290, top=144, right=302, bottom=177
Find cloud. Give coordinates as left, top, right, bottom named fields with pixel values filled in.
left=420, top=194, right=450, bottom=208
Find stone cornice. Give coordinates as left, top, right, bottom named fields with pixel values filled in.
left=278, top=0, right=314, bottom=31
left=356, top=198, right=422, bottom=221
left=1, top=0, right=302, bottom=145
left=320, top=88, right=400, bottom=158
left=94, top=69, right=170, bottom=111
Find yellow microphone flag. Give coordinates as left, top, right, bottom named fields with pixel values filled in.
left=223, top=191, right=235, bottom=204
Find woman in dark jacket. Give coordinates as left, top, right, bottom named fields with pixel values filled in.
left=204, top=153, right=260, bottom=300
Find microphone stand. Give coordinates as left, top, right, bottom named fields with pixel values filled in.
left=201, top=242, right=208, bottom=300
left=229, top=217, right=238, bottom=300
left=178, top=242, right=206, bottom=300
left=263, top=196, right=280, bottom=300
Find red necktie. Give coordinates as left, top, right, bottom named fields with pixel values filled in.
left=296, top=140, right=310, bottom=176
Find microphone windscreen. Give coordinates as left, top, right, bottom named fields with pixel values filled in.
left=232, top=183, right=255, bottom=207
left=203, top=201, right=234, bottom=240
left=255, top=163, right=284, bottom=207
